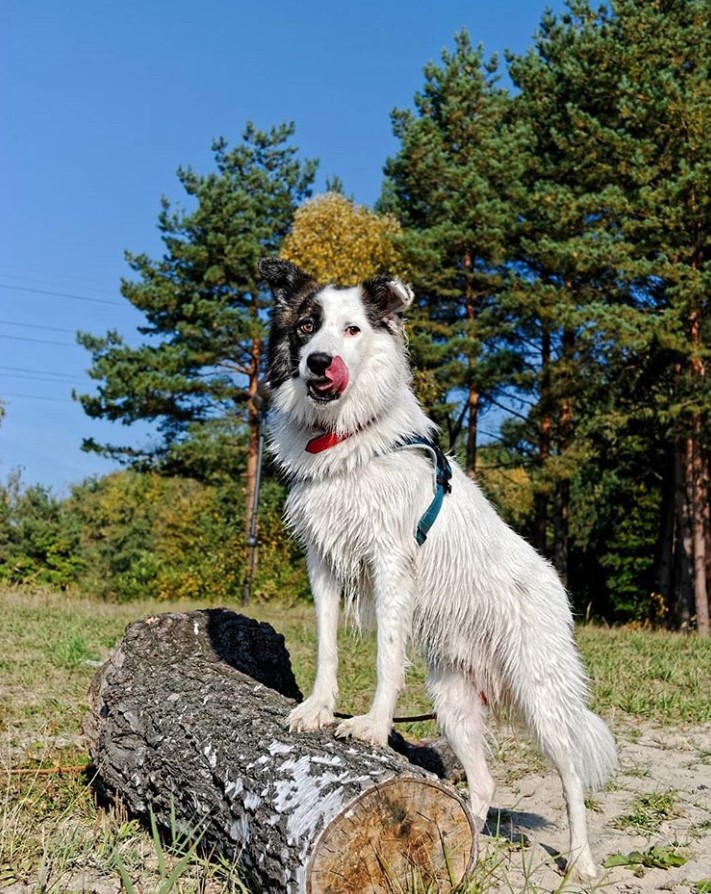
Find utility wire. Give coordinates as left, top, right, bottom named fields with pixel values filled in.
left=0, top=333, right=79, bottom=348
left=0, top=266, right=119, bottom=297
left=0, top=364, right=80, bottom=381
left=0, top=282, right=124, bottom=307
left=0, top=318, right=78, bottom=335
left=0, top=392, right=75, bottom=403
left=0, top=372, right=84, bottom=386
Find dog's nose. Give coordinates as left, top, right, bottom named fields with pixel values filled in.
left=306, top=352, right=332, bottom=375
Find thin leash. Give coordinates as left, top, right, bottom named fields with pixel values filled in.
left=335, top=710, right=436, bottom=723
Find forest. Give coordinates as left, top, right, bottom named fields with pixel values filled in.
left=1, top=0, right=710, bottom=633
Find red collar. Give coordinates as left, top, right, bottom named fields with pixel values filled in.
left=305, top=430, right=353, bottom=454
left=305, top=416, right=380, bottom=454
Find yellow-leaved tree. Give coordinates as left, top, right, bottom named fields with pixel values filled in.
left=280, top=192, right=405, bottom=284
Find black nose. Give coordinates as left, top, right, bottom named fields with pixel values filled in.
left=306, top=352, right=332, bottom=375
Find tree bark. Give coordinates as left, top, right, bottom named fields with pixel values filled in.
left=688, top=430, right=710, bottom=636
left=464, top=256, right=479, bottom=479
left=465, top=385, right=479, bottom=479
left=654, top=448, right=676, bottom=619
left=84, top=609, right=476, bottom=894
left=688, top=306, right=710, bottom=636
left=674, top=439, right=694, bottom=629
left=534, top=324, right=552, bottom=555
left=244, top=334, right=262, bottom=539
left=552, top=327, right=574, bottom=585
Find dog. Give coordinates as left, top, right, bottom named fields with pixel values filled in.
left=259, top=257, right=617, bottom=881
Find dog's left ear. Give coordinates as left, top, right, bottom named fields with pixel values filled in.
left=361, top=275, right=414, bottom=321
left=259, top=257, right=314, bottom=307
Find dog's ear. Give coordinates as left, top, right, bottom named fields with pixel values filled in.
left=259, top=258, right=314, bottom=307
left=361, top=275, right=414, bottom=321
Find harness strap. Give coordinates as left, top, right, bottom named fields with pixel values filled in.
left=303, top=426, right=452, bottom=546
left=397, top=435, right=452, bottom=545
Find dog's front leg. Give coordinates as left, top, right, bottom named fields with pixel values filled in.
left=287, top=549, right=340, bottom=732
left=335, top=555, right=412, bottom=748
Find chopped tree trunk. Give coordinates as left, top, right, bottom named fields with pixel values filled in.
left=84, top=609, right=476, bottom=894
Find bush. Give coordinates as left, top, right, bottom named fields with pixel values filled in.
left=0, top=469, right=308, bottom=603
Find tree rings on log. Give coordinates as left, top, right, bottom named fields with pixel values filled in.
left=308, top=776, right=476, bottom=893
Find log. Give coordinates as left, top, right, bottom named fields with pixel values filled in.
left=85, top=609, right=476, bottom=894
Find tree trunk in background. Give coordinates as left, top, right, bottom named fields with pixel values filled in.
left=465, top=385, right=479, bottom=478
left=688, top=307, right=710, bottom=636
left=553, top=327, right=574, bottom=585
left=85, top=610, right=476, bottom=894
left=244, top=335, right=262, bottom=539
left=464, top=257, right=479, bottom=478
left=688, top=430, right=710, bottom=636
left=534, top=325, right=552, bottom=555
left=553, top=478, right=570, bottom=587
left=674, top=440, right=694, bottom=629
left=654, top=449, right=676, bottom=618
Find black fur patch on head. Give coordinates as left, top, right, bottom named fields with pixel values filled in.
left=360, top=275, right=412, bottom=330
left=259, top=258, right=315, bottom=306
left=261, top=258, right=325, bottom=388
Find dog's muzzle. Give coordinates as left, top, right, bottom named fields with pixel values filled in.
left=305, top=353, right=349, bottom=402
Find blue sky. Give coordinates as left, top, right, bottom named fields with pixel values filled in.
left=2, top=0, right=563, bottom=494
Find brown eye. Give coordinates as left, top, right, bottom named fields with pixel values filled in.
left=345, top=325, right=361, bottom=337
left=298, top=319, right=314, bottom=334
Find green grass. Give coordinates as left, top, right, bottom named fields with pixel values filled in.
left=613, top=790, right=683, bottom=836
left=2, top=587, right=711, bottom=892
left=577, top=625, right=711, bottom=724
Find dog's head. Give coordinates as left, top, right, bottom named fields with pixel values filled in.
left=260, top=258, right=413, bottom=427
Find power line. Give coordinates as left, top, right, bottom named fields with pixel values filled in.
left=0, top=265, right=119, bottom=297
left=0, top=371, right=84, bottom=386
left=0, top=392, right=75, bottom=403
left=0, top=333, right=78, bottom=348
left=0, top=318, right=78, bottom=335
left=0, top=282, right=124, bottom=307
left=0, top=364, right=83, bottom=381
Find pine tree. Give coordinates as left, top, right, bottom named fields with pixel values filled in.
left=382, top=31, right=530, bottom=473
left=508, top=0, right=711, bottom=629
left=504, top=3, right=633, bottom=576
left=76, top=123, right=317, bottom=536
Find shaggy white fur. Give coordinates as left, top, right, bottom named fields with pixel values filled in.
left=262, top=261, right=617, bottom=882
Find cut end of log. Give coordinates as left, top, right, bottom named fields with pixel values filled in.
left=308, top=776, right=476, bottom=893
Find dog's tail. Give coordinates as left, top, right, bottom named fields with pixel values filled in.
left=572, top=709, right=618, bottom=792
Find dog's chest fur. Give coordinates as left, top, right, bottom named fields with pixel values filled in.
left=284, top=448, right=433, bottom=583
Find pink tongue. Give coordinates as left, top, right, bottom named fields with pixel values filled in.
left=323, top=355, right=349, bottom=393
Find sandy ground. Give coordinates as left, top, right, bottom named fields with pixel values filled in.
left=480, top=721, right=711, bottom=893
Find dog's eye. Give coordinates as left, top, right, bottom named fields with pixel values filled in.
left=345, top=325, right=361, bottom=337
left=298, top=319, right=314, bottom=335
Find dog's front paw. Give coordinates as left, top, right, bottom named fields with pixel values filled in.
left=288, top=697, right=335, bottom=733
left=335, top=713, right=389, bottom=748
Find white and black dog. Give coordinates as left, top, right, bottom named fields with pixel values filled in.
left=260, top=257, right=617, bottom=881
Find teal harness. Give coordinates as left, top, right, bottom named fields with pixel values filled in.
left=304, top=426, right=452, bottom=546
left=398, top=436, right=452, bottom=545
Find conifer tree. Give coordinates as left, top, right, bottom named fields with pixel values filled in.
left=504, top=3, right=632, bottom=575
left=381, top=31, right=529, bottom=474
left=76, top=123, right=317, bottom=536
left=508, top=0, right=711, bottom=629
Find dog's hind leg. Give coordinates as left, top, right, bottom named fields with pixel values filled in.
left=521, top=699, right=601, bottom=882
left=427, top=665, right=495, bottom=831
left=287, top=549, right=340, bottom=732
